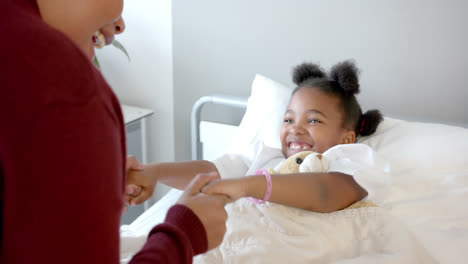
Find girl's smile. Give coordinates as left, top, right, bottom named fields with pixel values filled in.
left=288, top=141, right=313, bottom=152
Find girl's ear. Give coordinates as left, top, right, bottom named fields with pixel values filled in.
left=341, top=130, right=356, bottom=144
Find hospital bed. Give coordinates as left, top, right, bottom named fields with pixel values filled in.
left=120, top=75, right=468, bottom=263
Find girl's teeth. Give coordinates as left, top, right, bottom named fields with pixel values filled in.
left=290, top=143, right=311, bottom=150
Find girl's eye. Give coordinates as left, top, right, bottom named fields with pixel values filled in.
left=284, top=119, right=293, bottom=123
left=309, top=119, right=321, bottom=124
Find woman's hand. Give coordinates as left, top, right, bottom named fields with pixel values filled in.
left=177, top=172, right=232, bottom=250
left=201, top=178, right=248, bottom=201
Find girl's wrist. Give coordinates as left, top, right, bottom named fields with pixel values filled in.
left=145, top=163, right=161, bottom=184
left=245, top=175, right=267, bottom=199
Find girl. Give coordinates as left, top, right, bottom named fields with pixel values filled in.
left=126, top=60, right=390, bottom=212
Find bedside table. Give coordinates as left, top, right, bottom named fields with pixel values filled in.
left=122, top=105, right=154, bottom=164
left=121, top=104, right=154, bottom=225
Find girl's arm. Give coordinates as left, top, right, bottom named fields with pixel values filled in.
left=126, top=160, right=218, bottom=205
left=145, top=160, right=218, bottom=190
left=203, top=172, right=367, bottom=213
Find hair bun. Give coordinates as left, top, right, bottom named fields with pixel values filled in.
left=292, top=63, right=326, bottom=85
left=330, top=60, right=360, bottom=96
left=359, top=110, right=383, bottom=136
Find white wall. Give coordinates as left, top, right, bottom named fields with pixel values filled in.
left=172, top=0, right=468, bottom=161
left=96, top=0, right=174, bottom=199
left=95, top=0, right=468, bottom=166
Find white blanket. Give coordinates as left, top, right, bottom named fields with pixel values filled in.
left=120, top=118, right=468, bottom=263
left=120, top=167, right=468, bottom=264
left=193, top=199, right=435, bottom=264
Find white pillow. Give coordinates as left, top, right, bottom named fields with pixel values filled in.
left=359, top=117, right=468, bottom=176
left=226, top=74, right=293, bottom=153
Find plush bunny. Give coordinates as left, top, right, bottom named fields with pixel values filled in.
left=267, top=151, right=376, bottom=209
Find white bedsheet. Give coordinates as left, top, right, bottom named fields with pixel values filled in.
left=381, top=168, right=468, bottom=263
left=120, top=118, right=468, bottom=263
left=194, top=200, right=435, bottom=264
left=120, top=167, right=468, bottom=264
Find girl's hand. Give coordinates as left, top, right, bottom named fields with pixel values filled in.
left=201, top=178, right=248, bottom=201
left=125, top=169, right=157, bottom=206
left=123, top=156, right=155, bottom=211
left=125, top=156, right=144, bottom=196
left=126, top=155, right=144, bottom=172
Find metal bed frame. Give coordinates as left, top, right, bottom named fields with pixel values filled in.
left=190, top=95, right=248, bottom=160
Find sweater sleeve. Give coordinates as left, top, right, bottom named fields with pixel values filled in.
left=129, top=205, right=208, bottom=264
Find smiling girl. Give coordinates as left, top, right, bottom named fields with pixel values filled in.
left=203, top=61, right=389, bottom=211
left=126, top=60, right=390, bottom=213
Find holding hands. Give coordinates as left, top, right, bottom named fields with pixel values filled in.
left=201, top=178, right=249, bottom=201
left=177, top=172, right=233, bottom=250
left=123, top=157, right=248, bottom=250
left=124, top=157, right=250, bottom=207
left=125, top=156, right=156, bottom=207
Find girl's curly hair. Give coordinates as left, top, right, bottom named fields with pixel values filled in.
left=292, top=60, right=382, bottom=136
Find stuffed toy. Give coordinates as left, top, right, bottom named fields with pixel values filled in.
left=267, top=151, right=376, bottom=210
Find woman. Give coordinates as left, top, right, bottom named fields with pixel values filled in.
left=0, top=0, right=229, bottom=263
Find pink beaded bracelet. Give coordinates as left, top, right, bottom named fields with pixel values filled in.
left=246, top=169, right=272, bottom=204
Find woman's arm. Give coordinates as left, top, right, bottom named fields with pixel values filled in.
left=203, top=172, right=368, bottom=213
left=130, top=173, right=232, bottom=264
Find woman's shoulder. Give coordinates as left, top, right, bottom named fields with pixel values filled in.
left=2, top=1, right=85, bottom=61
left=2, top=3, right=98, bottom=102
left=0, top=5, right=120, bottom=131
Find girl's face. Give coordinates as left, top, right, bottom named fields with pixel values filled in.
left=37, top=0, right=125, bottom=59
left=280, top=87, right=355, bottom=158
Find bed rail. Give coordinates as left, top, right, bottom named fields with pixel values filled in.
left=191, top=95, right=248, bottom=160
